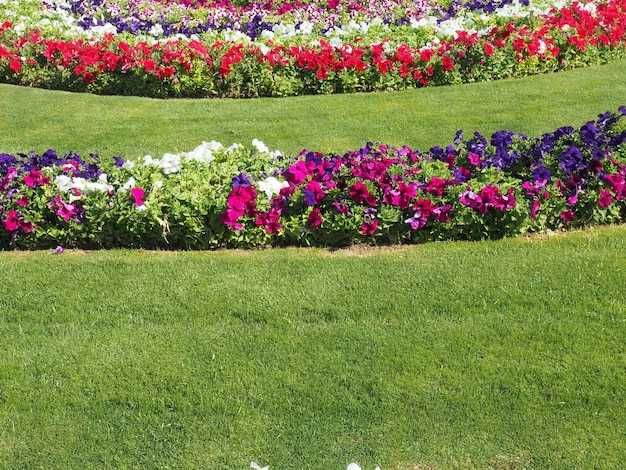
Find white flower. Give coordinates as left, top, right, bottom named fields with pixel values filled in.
left=119, top=176, right=136, bottom=192
left=252, top=139, right=270, bottom=154
left=258, top=176, right=289, bottom=199
left=70, top=177, right=87, bottom=192
left=181, top=142, right=218, bottom=165
left=250, top=462, right=269, bottom=470
left=329, top=37, right=343, bottom=48
left=299, top=21, right=314, bottom=35
left=55, top=175, right=73, bottom=192
left=270, top=149, right=283, bottom=160
left=347, top=464, right=381, bottom=470
left=260, top=30, right=275, bottom=40
left=227, top=143, right=242, bottom=153
left=88, top=22, right=117, bottom=36
left=85, top=173, right=113, bottom=192
left=149, top=23, right=164, bottom=36
left=158, top=153, right=182, bottom=174
left=224, top=29, right=251, bottom=43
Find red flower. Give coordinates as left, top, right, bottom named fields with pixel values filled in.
left=426, top=177, right=447, bottom=197
left=23, top=169, right=49, bottom=188
left=15, top=196, right=29, bottom=207
left=419, top=49, right=434, bottom=62
left=441, top=56, right=454, bottom=72
left=9, top=59, right=21, bottom=73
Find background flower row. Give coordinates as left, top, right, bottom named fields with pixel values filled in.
left=1, top=0, right=625, bottom=97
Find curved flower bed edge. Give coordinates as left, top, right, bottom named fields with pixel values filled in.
left=1, top=106, right=626, bottom=250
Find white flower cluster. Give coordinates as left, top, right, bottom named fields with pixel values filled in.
left=141, top=141, right=224, bottom=174
left=55, top=173, right=113, bottom=193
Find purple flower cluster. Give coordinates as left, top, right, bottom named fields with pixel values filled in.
left=443, top=0, right=530, bottom=21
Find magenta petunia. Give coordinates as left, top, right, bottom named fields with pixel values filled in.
left=255, top=206, right=282, bottom=234
left=360, top=219, right=378, bottom=235
left=3, top=209, right=19, bottom=231
left=307, top=208, right=323, bottom=230
left=130, top=187, right=146, bottom=206
left=349, top=182, right=377, bottom=206
left=560, top=210, right=575, bottom=222
left=598, top=189, right=613, bottom=208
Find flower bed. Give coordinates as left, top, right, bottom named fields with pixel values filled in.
left=0, top=0, right=625, bottom=97
left=2, top=107, right=625, bottom=250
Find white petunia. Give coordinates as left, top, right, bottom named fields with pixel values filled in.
left=270, top=149, right=283, bottom=160
left=149, top=23, right=164, bottom=36
left=329, top=36, right=343, bottom=48
left=299, top=21, right=314, bottom=35
left=227, top=143, right=242, bottom=153
left=119, top=177, right=136, bottom=192
left=260, top=30, right=275, bottom=40
left=257, top=176, right=289, bottom=199
left=252, top=139, right=270, bottom=154
left=55, top=175, right=73, bottom=192
left=250, top=462, right=269, bottom=470
left=157, top=153, right=182, bottom=174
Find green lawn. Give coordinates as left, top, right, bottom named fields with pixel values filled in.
left=1, top=60, right=625, bottom=157
left=1, top=227, right=626, bottom=469
left=1, top=62, right=626, bottom=469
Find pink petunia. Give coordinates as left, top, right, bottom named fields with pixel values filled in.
left=15, top=196, right=30, bottom=207
left=307, top=208, right=323, bottom=230
left=349, top=182, right=377, bottom=206
left=360, top=219, right=378, bottom=235
left=560, top=210, right=575, bottom=223
left=3, top=210, right=19, bottom=231
left=130, top=187, right=146, bottom=207
left=598, top=189, right=613, bottom=209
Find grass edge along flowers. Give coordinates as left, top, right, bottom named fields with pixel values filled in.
left=1, top=106, right=626, bottom=250
left=1, top=0, right=626, bottom=97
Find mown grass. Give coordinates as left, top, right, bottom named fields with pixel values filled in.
left=0, top=60, right=625, bottom=158
left=1, top=226, right=626, bottom=469
left=2, top=62, right=626, bottom=469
